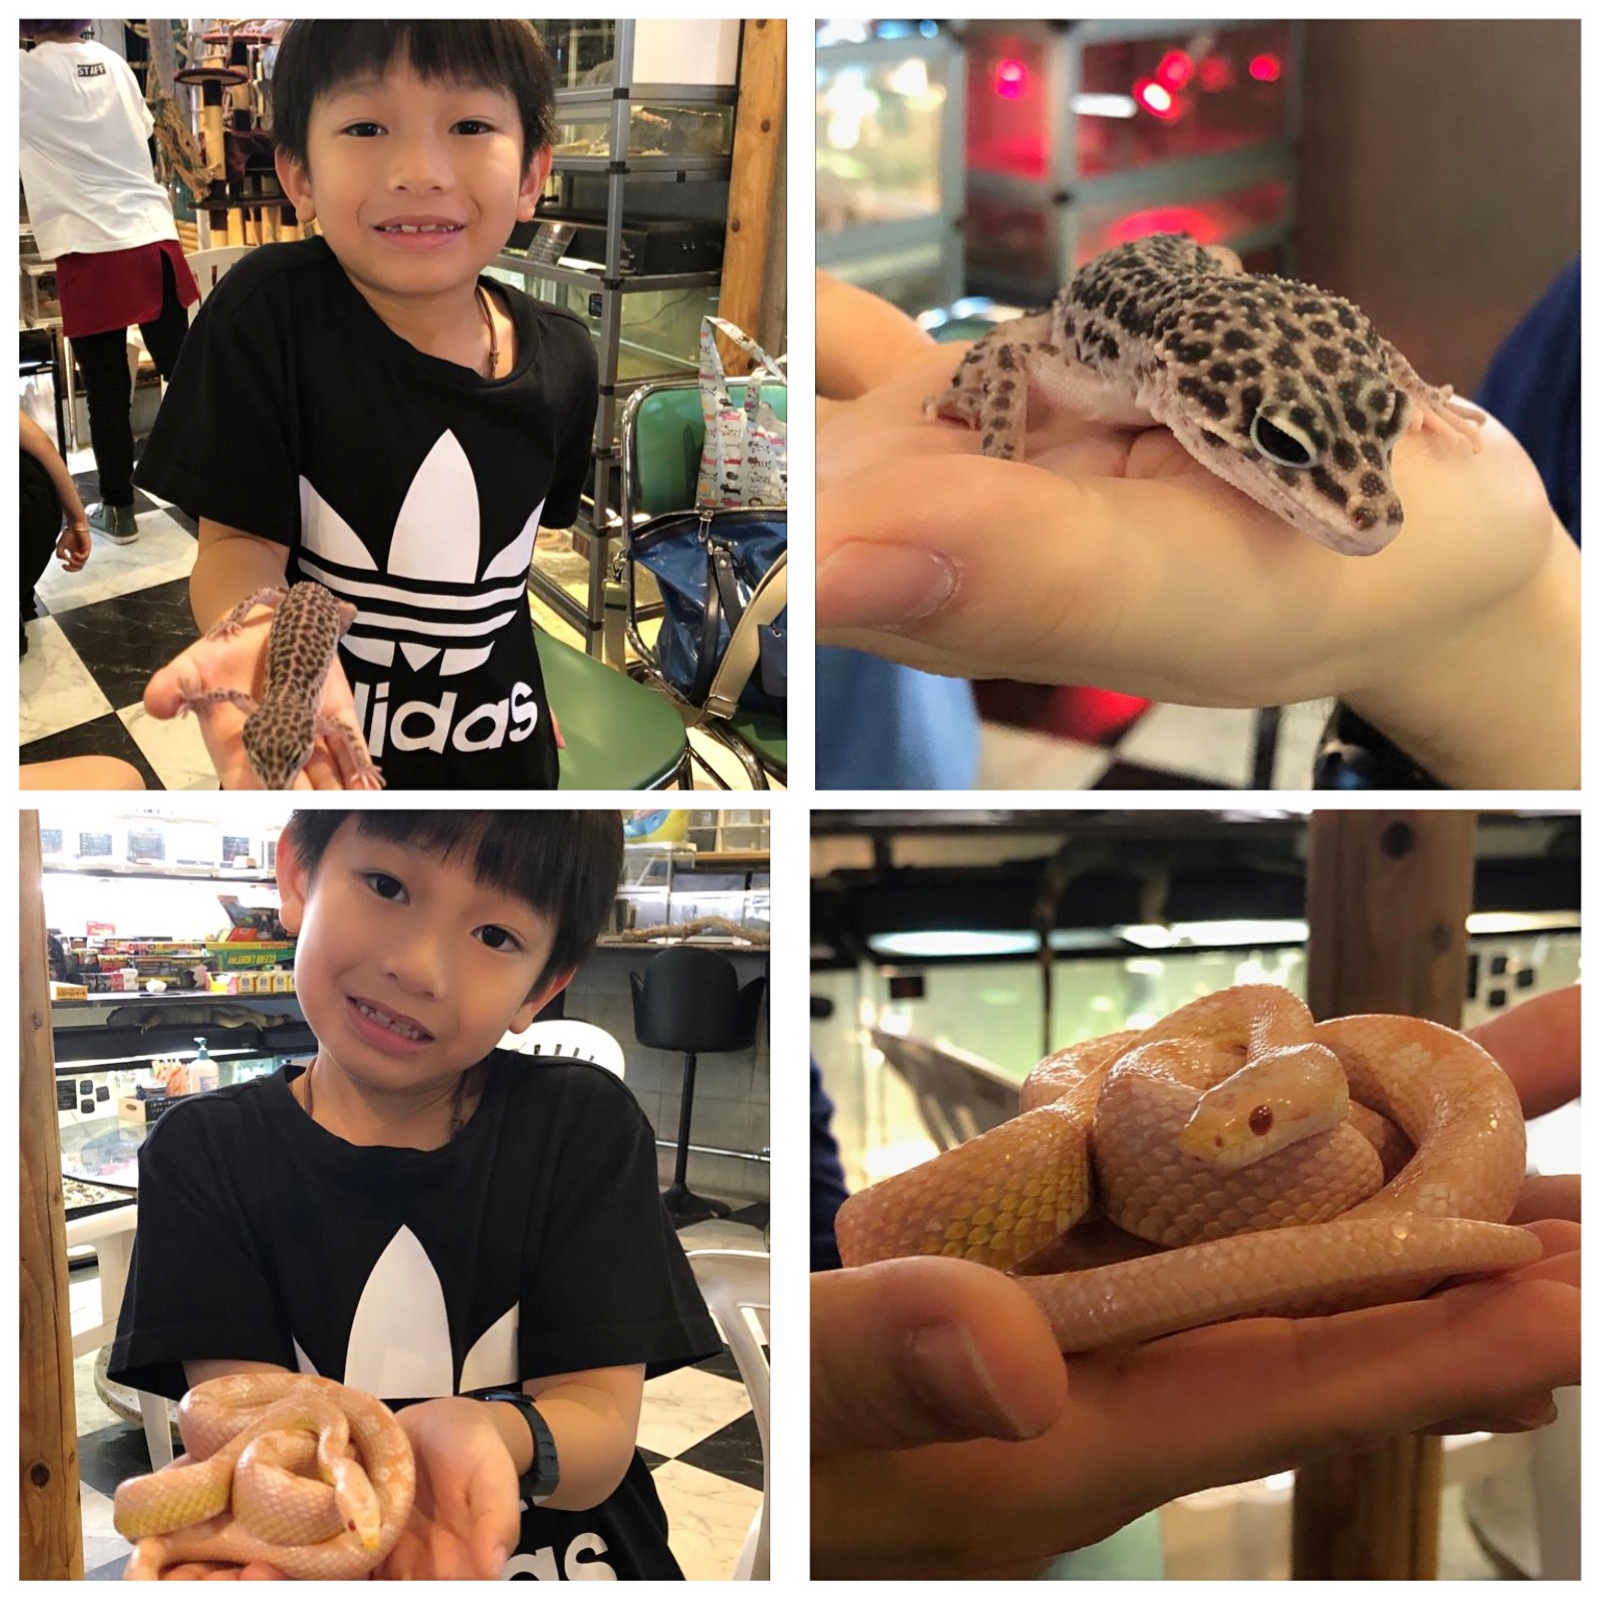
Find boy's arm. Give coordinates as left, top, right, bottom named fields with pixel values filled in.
left=483, top=1364, right=647, bottom=1512
left=190, top=517, right=290, bottom=630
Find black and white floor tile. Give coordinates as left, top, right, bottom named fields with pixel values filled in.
left=973, top=683, right=1336, bottom=790
left=21, top=455, right=772, bottom=791
left=75, top=1206, right=767, bottom=1582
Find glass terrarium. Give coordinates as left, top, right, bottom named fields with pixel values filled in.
left=553, top=99, right=734, bottom=161
left=964, top=20, right=1296, bottom=183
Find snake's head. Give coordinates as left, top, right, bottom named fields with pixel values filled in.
left=327, top=1455, right=384, bottom=1551
left=1177, top=1042, right=1349, bottom=1169
left=242, top=708, right=317, bottom=791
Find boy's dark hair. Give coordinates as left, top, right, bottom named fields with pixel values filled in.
left=270, top=20, right=558, bottom=174
left=286, top=810, right=622, bottom=988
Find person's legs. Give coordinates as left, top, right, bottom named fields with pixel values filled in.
left=137, top=253, right=191, bottom=380
left=20, top=452, right=62, bottom=650
left=70, top=326, right=138, bottom=508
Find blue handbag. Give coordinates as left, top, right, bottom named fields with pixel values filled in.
left=630, top=507, right=787, bottom=720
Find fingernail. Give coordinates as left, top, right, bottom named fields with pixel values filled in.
left=904, top=1322, right=1039, bottom=1441
left=817, top=544, right=959, bottom=629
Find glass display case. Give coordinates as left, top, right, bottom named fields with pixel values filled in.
left=815, top=21, right=965, bottom=311
left=553, top=97, right=735, bottom=162
left=502, top=20, right=736, bottom=653
left=958, top=18, right=1303, bottom=303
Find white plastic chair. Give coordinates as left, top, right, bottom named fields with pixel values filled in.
left=185, top=245, right=251, bottom=320
left=499, top=1018, right=625, bottom=1079
left=686, top=1249, right=769, bottom=1580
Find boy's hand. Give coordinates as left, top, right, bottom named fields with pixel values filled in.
left=143, top=605, right=368, bottom=790
left=373, top=1397, right=522, bottom=1580
left=56, top=520, right=91, bottom=572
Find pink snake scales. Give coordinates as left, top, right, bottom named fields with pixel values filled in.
left=836, top=985, right=1537, bottom=1351
left=112, top=1374, right=415, bottom=1579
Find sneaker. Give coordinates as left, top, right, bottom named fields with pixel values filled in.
left=88, top=502, right=139, bottom=543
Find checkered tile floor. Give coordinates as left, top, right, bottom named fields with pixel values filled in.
left=20, top=458, right=772, bottom=791
left=75, top=1206, right=767, bottom=1581
left=972, top=682, right=1338, bottom=790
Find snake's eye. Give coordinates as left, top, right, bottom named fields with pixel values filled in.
left=1248, top=1105, right=1275, bottom=1136
left=1250, top=411, right=1317, bottom=468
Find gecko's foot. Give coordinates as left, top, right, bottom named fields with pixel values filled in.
left=176, top=681, right=259, bottom=718
left=1416, top=386, right=1487, bottom=454
left=316, top=715, right=384, bottom=791
left=203, top=587, right=289, bottom=641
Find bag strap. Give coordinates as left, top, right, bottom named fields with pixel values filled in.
left=699, top=552, right=787, bottom=723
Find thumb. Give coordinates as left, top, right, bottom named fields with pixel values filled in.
left=811, top=1256, right=1066, bottom=1458
left=815, top=452, right=1129, bottom=683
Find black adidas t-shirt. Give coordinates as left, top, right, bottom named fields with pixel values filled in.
left=135, top=237, right=598, bottom=790
left=108, top=1052, right=721, bottom=1580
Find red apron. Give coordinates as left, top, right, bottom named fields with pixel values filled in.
left=55, top=239, right=200, bottom=339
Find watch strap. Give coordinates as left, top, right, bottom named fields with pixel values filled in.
left=480, top=1389, right=560, bottom=1504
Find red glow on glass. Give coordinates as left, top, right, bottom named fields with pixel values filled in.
left=1102, top=208, right=1221, bottom=250
left=1155, top=50, right=1194, bottom=90
left=1133, top=77, right=1180, bottom=121
left=1197, top=54, right=1234, bottom=92
left=1249, top=53, right=1282, bottom=83
left=994, top=58, right=1028, bottom=99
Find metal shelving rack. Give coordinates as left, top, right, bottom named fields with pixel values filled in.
left=498, top=21, right=735, bottom=657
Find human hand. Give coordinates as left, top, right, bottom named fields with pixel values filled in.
left=817, top=348, right=1576, bottom=787
left=813, top=1230, right=1576, bottom=1578
left=143, top=606, right=368, bottom=790
left=56, top=520, right=91, bottom=572
left=372, top=1397, right=521, bottom=1580
left=813, top=988, right=1581, bottom=1579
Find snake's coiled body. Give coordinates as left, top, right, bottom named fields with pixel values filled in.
left=837, top=986, right=1538, bottom=1351
left=113, top=1373, right=415, bottom=1579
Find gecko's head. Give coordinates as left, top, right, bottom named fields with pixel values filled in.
left=1166, top=287, right=1411, bottom=555
left=242, top=707, right=318, bottom=791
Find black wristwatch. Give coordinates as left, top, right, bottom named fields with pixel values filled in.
left=481, top=1390, right=560, bottom=1504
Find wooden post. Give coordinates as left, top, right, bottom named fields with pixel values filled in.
left=19, top=811, right=83, bottom=1579
left=718, top=19, right=786, bottom=373
left=1294, top=809, right=1477, bottom=1579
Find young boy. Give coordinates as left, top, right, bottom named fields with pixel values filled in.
left=135, top=22, right=598, bottom=789
left=108, top=811, right=721, bottom=1579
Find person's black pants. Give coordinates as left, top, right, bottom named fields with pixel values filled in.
left=20, top=451, right=62, bottom=622
left=69, top=252, right=190, bottom=508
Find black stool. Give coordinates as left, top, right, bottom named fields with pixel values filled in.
left=631, top=947, right=766, bottom=1224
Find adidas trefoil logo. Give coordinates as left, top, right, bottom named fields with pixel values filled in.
left=297, top=430, right=544, bottom=679
left=290, top=1224, right=519, bottom=1398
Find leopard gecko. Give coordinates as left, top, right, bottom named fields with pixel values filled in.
left=178, top=581, right=384, bottom=790
left=929, top=233, right=1486, bottom=555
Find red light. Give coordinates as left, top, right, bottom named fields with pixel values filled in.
left=994, top=58, right=1028, bottom=99
left=1197, top=54, right=1234, bottom=92
left=1155, top=50, right=1194, bottom=91
left=1132, top=77, right=1181, bottom=121
left=1249, top=53, right=1282, bottom=83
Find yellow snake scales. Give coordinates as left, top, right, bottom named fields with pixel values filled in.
left=113, top=1373, right=415, bottom=1579
left=836, top=985, right=1538, bottom=1351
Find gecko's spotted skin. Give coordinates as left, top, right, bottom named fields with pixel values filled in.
left=178, top=582, right=384, bottom=790
left=931, top=233, right=1486, bottom=555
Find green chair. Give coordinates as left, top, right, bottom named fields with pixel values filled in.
left=619, top=377, right=788, bottom=788
left=536, top=627, right=689, bottom=790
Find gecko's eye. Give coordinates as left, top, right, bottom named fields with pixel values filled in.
left=1250, top=412, right=1317, bottom=468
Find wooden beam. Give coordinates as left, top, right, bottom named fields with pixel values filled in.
left=1294, top=809, right=1476, bottom=1579
left=20, top=810, right=83, bottom=1579
left=718, top=19, right=786, bottom=373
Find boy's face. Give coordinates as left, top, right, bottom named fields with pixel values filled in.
left=274, top=56, right=550, bottom=304
left=277, top=821, right=567, bottom=1091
